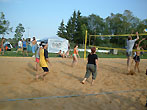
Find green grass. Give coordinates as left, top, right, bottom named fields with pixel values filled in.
left=1, top=50, right=147, bottom=59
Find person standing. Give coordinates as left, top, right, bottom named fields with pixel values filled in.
left=126, top=32, right=139, bottom=73
left=22, top=38, right=28, bottom=56
left=35, top=42, right=43, bottom=72
left=16, top=39, right=23, bottom=53
left=36, top=43, right=51, bottom=80
left=0, top=37, right=5, bottom=55
left=71, top=45, right=80, bottom=67
left=32, top=37, right=37, bottom=57
left=133, top=38, right=145, bottom=73
left=81, top=47, right=98, bottom=85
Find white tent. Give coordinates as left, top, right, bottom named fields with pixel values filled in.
left=47, top=36, right=69, bottom=53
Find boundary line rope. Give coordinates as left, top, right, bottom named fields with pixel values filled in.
left=0, top=89, right=147, bottom=102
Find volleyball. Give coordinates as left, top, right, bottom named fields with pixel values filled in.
left=144, top=29, right=147, bottom=32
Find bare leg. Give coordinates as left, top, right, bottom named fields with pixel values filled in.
left=81, top=78, right=87, bottom=84
left=134, top=62, right=137, bottom=72
left=91, top=80, right=95, bottom=85
left=23, top=51, right=24, bottom=56
left=73, top=56, right=78, bottom=66
left=36, top=72, right=43, bottom=79
left=2, top=46, right=4, bottom=55
left=36, top=63, right=39, bottom=71
left=26, top=52, right=28, bottom=56
left=72, top=55, right=77, bottom=67
left=136, top=62, right=140, bottom=73
left=36, top=72, right=48, bottom=80
left=127, top=56, right=131, bottom=72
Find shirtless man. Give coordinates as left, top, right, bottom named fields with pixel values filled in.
left=133, top=38, right=145, bottom=72
left=0, top=37, right=5, bottom=55
left=32, top=37, right=37, bottom=57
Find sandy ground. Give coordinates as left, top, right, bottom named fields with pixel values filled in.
left=0, top=57, right=147, bottom=110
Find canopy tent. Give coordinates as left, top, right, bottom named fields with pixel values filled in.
left=47, top=36, right=69, bottom=53
left=3, top=41, right=13, bottom=48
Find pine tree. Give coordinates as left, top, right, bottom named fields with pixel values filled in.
left=66, top=18, right=72, bottom=41
left=71, top=10, right=77, bottom=41
left=74, top=10, right=82, bottom=43
left=57, top=19, right=66, bottom=39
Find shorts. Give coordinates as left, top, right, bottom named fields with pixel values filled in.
left=42, top=67, right=49, bottom=72
left=73, top=54, right=77, bottom=57
left=58, top=55, right=62, bottom=57
left=32, top=45, right=36, bottom=53
left=23, top=47, right=27, bottom=51
left=133, top=55, right=140, bottom=62
left=36, top=58, right=40, bottom=63
left=126, top=51, right=132, bottom=57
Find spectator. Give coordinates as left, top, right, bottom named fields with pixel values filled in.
left=16, top=39, right=23, bottom=53
left=32, top=37, right=37, bottom=57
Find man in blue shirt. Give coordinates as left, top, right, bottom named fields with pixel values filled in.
left=22, top=38, right=28, bottom=56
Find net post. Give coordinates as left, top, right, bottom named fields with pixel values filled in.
left=84, top=30, right=87, bottom=60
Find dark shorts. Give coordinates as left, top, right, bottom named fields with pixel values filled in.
left=133, top=55, right=140, bottom=62
left=126, top=51, right=132, bottom=57
left=58, top=55, right=62, bottom=57
left=42, top=67, right=49, bottom=72
left=23, top=47, right=27, bottom=51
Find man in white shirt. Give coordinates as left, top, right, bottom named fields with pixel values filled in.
left=16, top=39, right=23, bottom=53
left=18, top=40, right=22, bottom=48
left=126, top=32, right=139, bottom=72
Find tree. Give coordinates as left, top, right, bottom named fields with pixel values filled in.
left=14, top=23, right=25, bottom=41
left=71, top=10, right=77, bottom=41
left=74, top=10, right=82, bottom=43
left=81, top=24, right=87, bottom=45
left=0, top=12, right=12, bottom=37
left=57, top=9, right=147, bottom=47
left=57, top=19, right=66, bottom=39
left=66, top=18, right=72, bottom=42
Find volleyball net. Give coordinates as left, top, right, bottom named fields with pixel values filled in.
left=84, top=31, right=147, bottom=59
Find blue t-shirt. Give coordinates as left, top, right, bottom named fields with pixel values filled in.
left=23, top=41, right=27, bottom=48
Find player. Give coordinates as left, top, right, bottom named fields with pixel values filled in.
left=0, top=37, right=5, bottom=55
left=35, top=41, right=43, bottom=71
left=81, top=47, right=98, bottom=85
left=126, top=32, right=139, bottom=73
left=36, top=43, right=51, bottom=80
left=71, top=45, right=80, bottom=67
left=133, top=38, right=145, bottom=73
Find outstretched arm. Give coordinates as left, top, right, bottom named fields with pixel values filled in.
left=138, top=38, right=145, bottom=46
left=136, top=32, right=139, bottom=41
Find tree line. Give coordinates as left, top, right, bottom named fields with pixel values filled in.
left=57, top=10, right=147, bottom=48
left=0, top=12, right=26, bottom=46
left=0, top=10, right=147, bottom=48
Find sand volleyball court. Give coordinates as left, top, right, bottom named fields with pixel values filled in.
left=0, top=57, right=147, bottom=110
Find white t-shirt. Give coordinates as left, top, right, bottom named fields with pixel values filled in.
left=126, top=39, right=136, bottom=52
left=18, top=41, right=22, bottom=47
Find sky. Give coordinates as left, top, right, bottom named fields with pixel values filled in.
left=0, top=0, right=147, bottom=39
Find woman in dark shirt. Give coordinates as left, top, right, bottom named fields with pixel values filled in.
left=81, top=47, right=98, bottom=85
